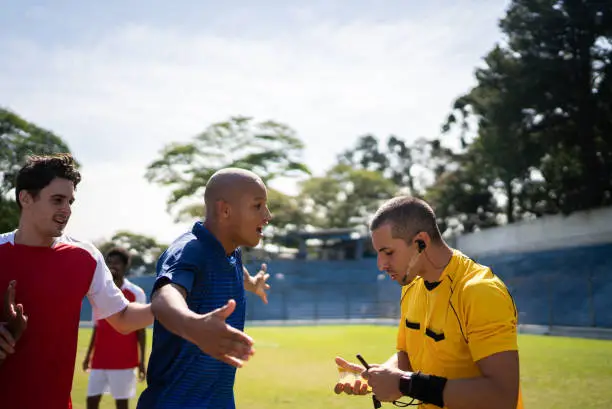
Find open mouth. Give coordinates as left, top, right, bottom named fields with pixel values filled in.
left=256, top=226, right=264, bottom=236
left=53, top=217, right=68, bottom=229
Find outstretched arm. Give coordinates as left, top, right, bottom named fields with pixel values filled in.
left=151, top=282, right=255, bottom=368
left=105, top=303, right=154, bottom=335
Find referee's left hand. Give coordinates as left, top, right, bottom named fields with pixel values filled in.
left=363, top=365, right=405, bottom=402
left=334, top=356, right=369, bottom=395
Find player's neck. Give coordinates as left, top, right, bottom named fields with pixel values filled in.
left=14, top=224, right=55, bottom=247
left=203, top=220, right=238, bottom=256
left=420, top=244, right=454, bottom=283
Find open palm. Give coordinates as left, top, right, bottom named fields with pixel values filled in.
left=252, top=264, right=271, bottom=304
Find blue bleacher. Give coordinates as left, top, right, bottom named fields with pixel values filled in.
left=80, top=242, right=612, bottom=328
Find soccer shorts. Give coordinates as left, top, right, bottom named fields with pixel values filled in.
left=86, top=369, right=137, bottom=399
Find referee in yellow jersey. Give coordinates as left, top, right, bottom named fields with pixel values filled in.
left=336, top=196, right=523, bottom=409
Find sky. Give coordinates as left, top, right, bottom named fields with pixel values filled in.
left=1, top=0, right=510, bottom=244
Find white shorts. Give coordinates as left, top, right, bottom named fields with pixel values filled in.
left=86, top=369, right=137, bottom=399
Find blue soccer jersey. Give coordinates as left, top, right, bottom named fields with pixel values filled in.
left=137, top=222, right=246, bottom=409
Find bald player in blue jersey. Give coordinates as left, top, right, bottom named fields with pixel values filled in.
left=137, top=168, right=272, bottom=409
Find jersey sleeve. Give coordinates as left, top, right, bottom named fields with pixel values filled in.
left=87, top=248, right=130, bottom=321
left=133, top=284, right=147, bottom=304
left=153, top=241, right=200, bottom=296
left=462, top=276, right=519, bottom=362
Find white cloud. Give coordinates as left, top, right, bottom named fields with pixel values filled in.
left=1, top=2, right=507, bottom=242
left=65, top=161, right=192, bottom=244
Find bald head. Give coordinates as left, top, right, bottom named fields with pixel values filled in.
left=204, top=168, right=265, bottom=216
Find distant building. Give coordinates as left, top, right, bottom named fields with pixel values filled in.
left=276, top=227, right=374, bottom=260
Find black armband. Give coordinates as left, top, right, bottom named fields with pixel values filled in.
left=399, top=371, right=447, bottom=408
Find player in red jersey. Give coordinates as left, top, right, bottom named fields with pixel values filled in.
left=0, top=154, right=154, bottom=409
left=83, top=247, right=147, bottom=409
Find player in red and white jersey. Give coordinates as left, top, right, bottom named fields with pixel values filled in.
left=83, top=247, right=148, bottom=409
left=0, top=153, right=154, bottom=409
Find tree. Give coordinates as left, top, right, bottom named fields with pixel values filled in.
left=300, top=164, right=397, bottom=229
left=0, top=108, right=74, bottom=232
left=338, top=134, right=419, bottom=194
left=425, top=149, right=501, bottom=235
left=145, top=116, right=311, bottom=222
left=96, top=231, right=168, bottom=276
left=499, top=0, right=612, bottom=212
left=266, top=188, right=311, bottom=232
left=443, top=46, right=546, bottom=223
left=438, top=0, right=612, bottom=228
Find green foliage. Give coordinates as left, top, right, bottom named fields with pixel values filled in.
left=0, top=107, right=74, bottom=231
left=437, top=0, right=612, bottom=231
left=145, top=116, right=311, bottom=222
left=425, top=149, right=501, bottom=235
left=96, top=231, right=168, bottom=275
left=266, top=188, right=311, bottom=231
left=498, top=0, right=612, bottom=212
left=300, top=164, right=397, bottom=229
left=338, top=134, right=418, bottom=194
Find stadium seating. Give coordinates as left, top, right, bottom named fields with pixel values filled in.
left=79, top=242, right=612, bottom=327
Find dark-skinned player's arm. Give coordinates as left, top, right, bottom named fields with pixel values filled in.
left=134, top=286, right=148, bottom=382
left=88, top=247, right=154, bottom=335
left=137, top=328, right=147, bottom=381
left=82, top=326, right=96, bottom=371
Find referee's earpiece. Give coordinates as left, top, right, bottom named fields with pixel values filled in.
left=416, top=239, right=426, bottom=253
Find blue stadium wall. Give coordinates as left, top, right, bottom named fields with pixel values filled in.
left=80, top=259, right=402, bottom=323
left=454, top=206, right=612, bottom=328
left=80, top=207, right=612, bottom=327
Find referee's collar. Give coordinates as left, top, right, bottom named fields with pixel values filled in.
left=191, top=221, right=239, bottom=258
left=438, top=249, right=460, bottom=283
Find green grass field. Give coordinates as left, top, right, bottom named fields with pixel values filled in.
left=71, top=326, right=612, bottom=409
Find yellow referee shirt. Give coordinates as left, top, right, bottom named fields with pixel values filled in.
left=396, top=250, right=523, bottom=409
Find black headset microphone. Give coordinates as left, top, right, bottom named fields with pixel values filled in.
left=401, top=240, right=426, bottom=285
